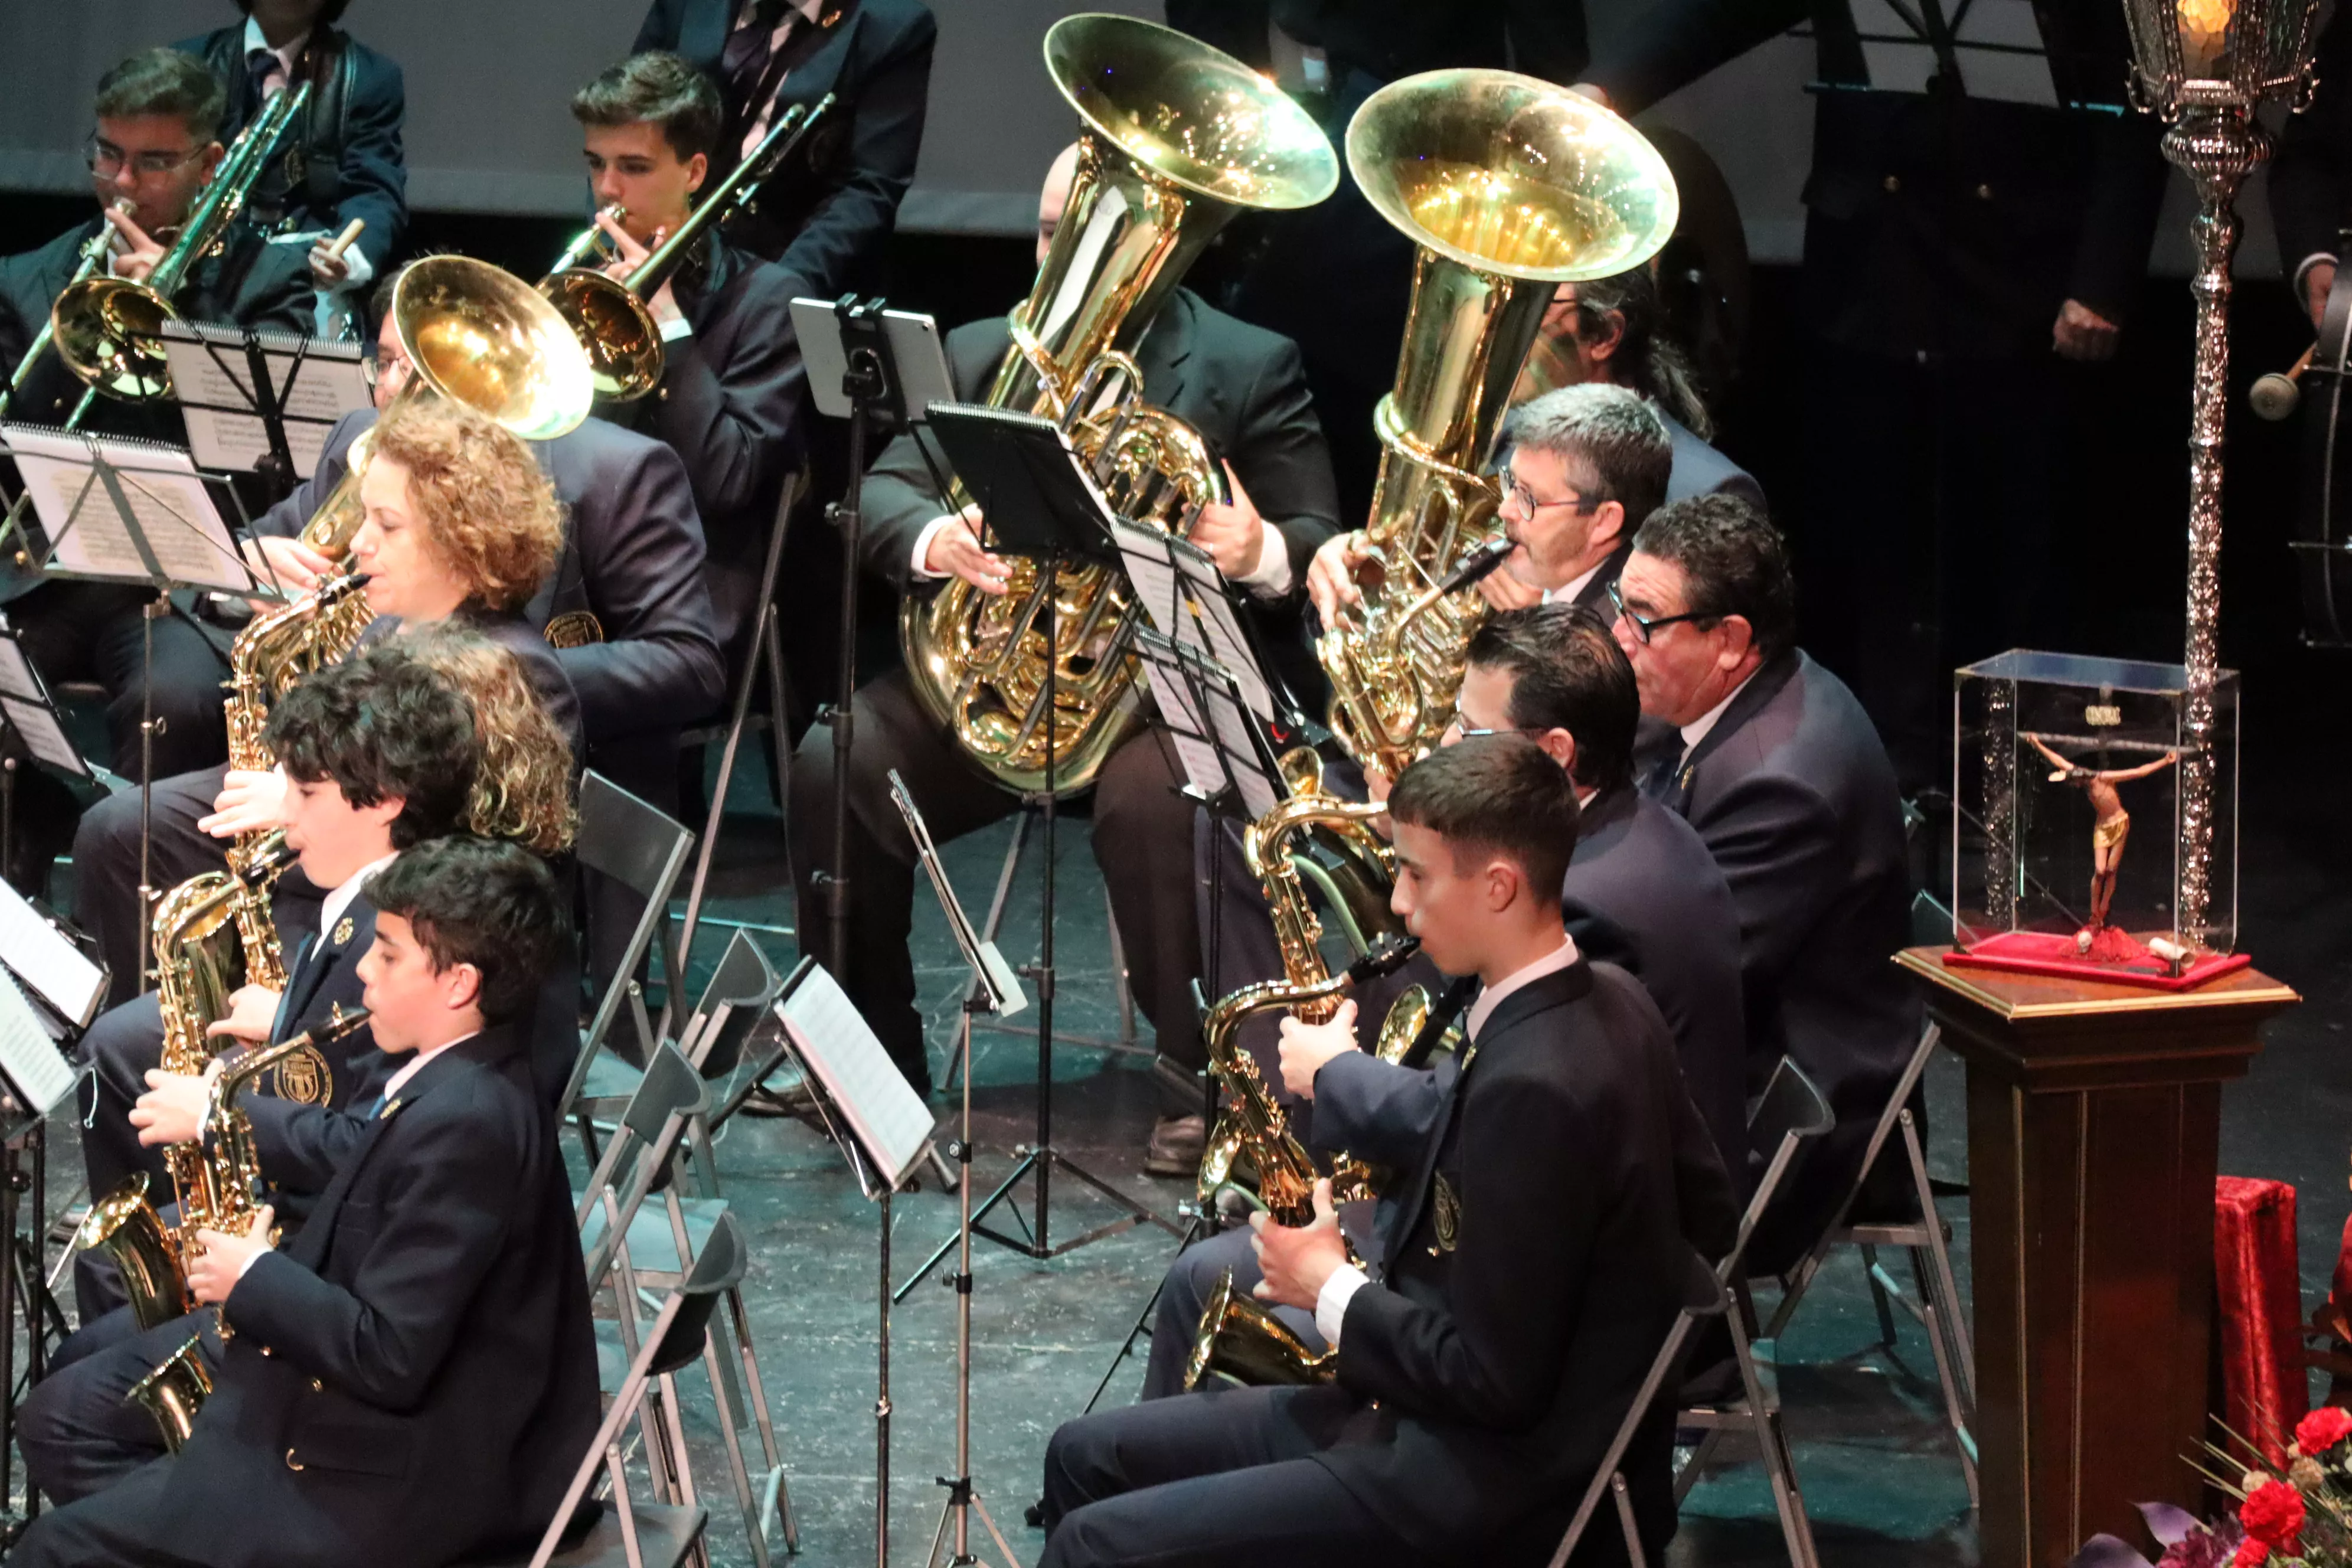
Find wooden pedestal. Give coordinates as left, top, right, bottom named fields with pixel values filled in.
left=1898, top=950, right=2299, bottom=1567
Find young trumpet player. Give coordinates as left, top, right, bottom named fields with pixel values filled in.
left=566, top=48, right=809, bottom=675
left=13, top=837, right=598, bottom=1568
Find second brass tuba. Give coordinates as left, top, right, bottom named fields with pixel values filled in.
left=899, top=14, right=1337, bottom=798
left=1318, top=71, right=1679, bottom=779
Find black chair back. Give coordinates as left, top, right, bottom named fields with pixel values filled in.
left=1730, top=1058, right=1835, bottom=1278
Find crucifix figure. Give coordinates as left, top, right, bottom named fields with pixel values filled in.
left=2024, top=733, right=2180, bottom=944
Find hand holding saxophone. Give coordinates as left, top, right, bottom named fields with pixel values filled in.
left=198, top=767, right=289, bottom=841
left=1250, top=1177, right=1348, bottom=1312
left=204, top=983, right=283, bottom=1047
left=243, top=534, right=336, bottom=597
left=187, top=1206, right=275, bottom=1306
left=130, top=1059, right=221, bottom=1148
left=1278, top=1000, right=1360, bottom=1099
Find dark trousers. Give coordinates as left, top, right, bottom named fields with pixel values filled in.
left=18, top=1306, right=210, bottom=1507
left=69, top=766, right=326, bottom=1010
left=788, top=667, right=1202, bottom=1102
left=1040, top=1384, right=1437, bottom=1568
left=1142, top=1225, right=1321, bottom=1400
left=1798, top=344, right=2067, bottom=788
left=72, top=994, right=169, bottom=1223
left=8, top=1453, right=200, bottom=1568
left=6, top=584, right=230, bottom=897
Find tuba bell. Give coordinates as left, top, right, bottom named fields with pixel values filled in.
left=1318, top=71, right=1679, bottom=779
left=899, top=14, right=1338, bottom=798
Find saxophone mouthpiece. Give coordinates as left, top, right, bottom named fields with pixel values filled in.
left=1436, top=536, right=1516, bottom=596
left=1347, top=934, right=1422, bottom=985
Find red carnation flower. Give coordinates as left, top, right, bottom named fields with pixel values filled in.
left=2227, top=1541, right=2266, bottom=1568
left=2297, top=1404, right=2352, bottom=1454
left=2238, top=1479, right=2305, bottom=1550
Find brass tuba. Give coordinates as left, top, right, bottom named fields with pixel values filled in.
left=1317, top=71, right=1679, bottom=779
left=899, top=14, right=1338, bottom=797
left=123, top=1007, right=371, bottom=1448
left=51, top=84, right=312, bottom=404
left=542, top=94, right=832, bottom=403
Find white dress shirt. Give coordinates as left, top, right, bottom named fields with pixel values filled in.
left=1675, top=668, right=1759, bottom=762
left=242, top=17, right=308, bottom=97
left=1312, top=932, right=1581, bottom=1345
left=1541, top=557, right=1605, bottom=609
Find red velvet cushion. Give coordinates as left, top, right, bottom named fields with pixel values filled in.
left=2216, top=1175, right=2308, bottom=1468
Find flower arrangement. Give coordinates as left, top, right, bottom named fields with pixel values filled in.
left=2069, top=1409, right=2352, bottom=1568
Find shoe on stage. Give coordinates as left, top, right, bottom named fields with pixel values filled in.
left=1144, top=1112, right=1206, bottom=1178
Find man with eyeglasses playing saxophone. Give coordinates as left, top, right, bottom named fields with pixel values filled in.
left=0, top=49, right=315, bottom=888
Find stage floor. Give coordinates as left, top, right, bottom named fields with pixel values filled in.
left=32, top=714, right=2352, bottom=1567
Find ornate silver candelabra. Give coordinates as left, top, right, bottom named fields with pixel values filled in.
left=2122, top=0, right=2320, bottom=948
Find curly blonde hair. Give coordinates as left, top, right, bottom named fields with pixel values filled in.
left=397, top=624, right=577, bottom=855
left=369, top=399, right=564, bottom=613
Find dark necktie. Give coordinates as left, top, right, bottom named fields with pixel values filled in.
left=246, top=48, right=286, bottom=117
left=722, top=0, right=791, bottom=109
left=1637, top=742, right=1684, bottom=803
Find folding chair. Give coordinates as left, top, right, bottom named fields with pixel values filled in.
left=577, top=1043, right=796, bottom=1563
left=466, top=1214, right=752, bottom=1568
left=669, top=469, right=802, bottom=1023
left=561, top=773, right=698, bottom=1138
left=1676, top=1058, right=1836, bottom=1568
left=1549, top=1248, right=1731, bottom=1568
left=580, top=929, right=792, bottom=1162
left=1759, top=1024, right=1977, bottom=1504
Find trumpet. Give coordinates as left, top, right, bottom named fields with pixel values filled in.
left=541, top=93, right=834, bottom=402
left=51, top=83, right=311, bottom=404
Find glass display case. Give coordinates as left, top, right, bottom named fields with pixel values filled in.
left=1949, top=649, right=2246, bottom=990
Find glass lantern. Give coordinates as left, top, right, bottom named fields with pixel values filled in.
left=1950, top=650, right=2245, bottom=988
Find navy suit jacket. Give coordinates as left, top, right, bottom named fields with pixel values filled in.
left=258, top=411, right=725, bottom=801
left=1312, top=785, right=1748, bottom=1198
left=1639, top=648, right=1920, bottom=1268
left=1311, top=961, right=1737, bottom=1558
left=861, top=288, right=1343, bottom=711
left=174, top=1024, right=599, bottom=1568
left=177, top=24, right=407, bottom=276
left=1661, top=410, right=1763, bottom=507
left=599, top=235, right=809, bottom=661
left=636, top=0, right=937, bottom=294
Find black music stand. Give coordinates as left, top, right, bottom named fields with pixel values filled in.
left=769, top=961, right=938, bottom=1568
left=917, top=404, right=1180, bottom=1262
left=156, top=321, right=370, bottom=508
left=798, top=296, right=919, bottom=983
left=0, top=429, right=263, bottom=994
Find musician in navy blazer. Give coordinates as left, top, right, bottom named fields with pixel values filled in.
left=568, top=51, right=813, bottom=667
left=633, top=0, right=937, bottom=294
left=1041, top=739, right=1739, bottom=1567
left=14, top=838, right=598, bottom=1568
left=1618, top=494, right=1920, bottom=1274
left=1141, top=605, right=1745, bottom=1397
left=177, top=1, right=408, bottom=288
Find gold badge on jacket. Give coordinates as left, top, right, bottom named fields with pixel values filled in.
left=332, top=916, right=355, bottom=947
left=1432, top=1172, right=1462, bottom=1255
left=272, top=1046, right=332, bottom=1106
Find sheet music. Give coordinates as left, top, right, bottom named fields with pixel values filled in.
left=1201, top=677, right=1279, bottom=818
left=0, top=632, right=92, bottom=779
left=0, top=631, right=38, bottom=701
left=1170, top=538, right=1278, bottom=721
left=1135, top=631, right=1236, bottom=802
left=778, top=965, right=937, bottom=1190
left=2, top=427, right=251, bottom=593
left=0, top=877, right=103, bottom=1028
left=158, top=321, right=371, bottom=478
left=1108, top=517, right=1187, bottom=637
left=0, top=965, right=76, bottom=1117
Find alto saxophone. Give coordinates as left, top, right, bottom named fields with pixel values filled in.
left=124, top=1007, right=371, bottom=1449
left=74, top=573, right=374, bottom=1328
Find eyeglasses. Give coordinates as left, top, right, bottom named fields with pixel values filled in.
left=1444, top=707, right=1551, bottom=741
left=1502, top=476, right=1600, bottom=518
left=1606, top=579, right=1715, bottom=645
left=86, top=139, right=207, bottom=179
